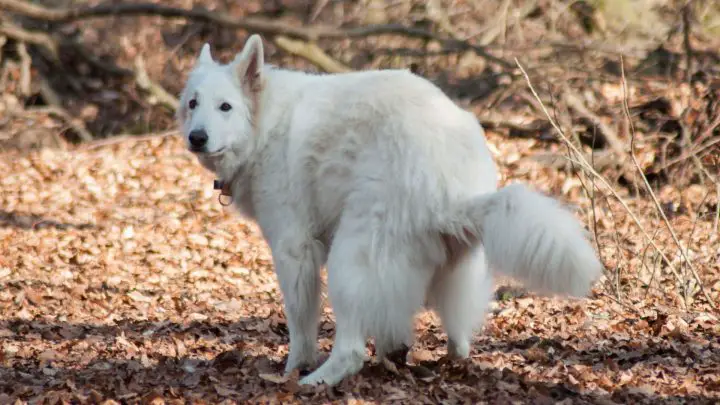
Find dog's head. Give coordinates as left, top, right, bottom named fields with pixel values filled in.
left=176, top=35, right=265, bottom=161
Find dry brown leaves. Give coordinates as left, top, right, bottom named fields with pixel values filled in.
left=1, top=0, right=719, bottom=403
left=0, top=130, right=718, bottom=404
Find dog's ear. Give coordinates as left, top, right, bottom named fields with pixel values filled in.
left=196, top=43, right=215, bottom=66
left=233, top=34, right=264, bottom=92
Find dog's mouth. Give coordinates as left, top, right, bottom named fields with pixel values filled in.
left=191, top=147, right=226, bottom=156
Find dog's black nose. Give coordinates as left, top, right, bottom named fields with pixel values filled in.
left=189, top=129, right=208, bottom=149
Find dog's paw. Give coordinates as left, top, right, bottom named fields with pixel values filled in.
left=447, top=338, right=470, bottom=360
left=298, top=373, right=327, bottom=386
left=284, top=349, right=319, bottom=374
left=298, top=351, right=365, bottom=387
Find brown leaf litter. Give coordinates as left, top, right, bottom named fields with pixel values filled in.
left=0, top=132, right=718, bottom=404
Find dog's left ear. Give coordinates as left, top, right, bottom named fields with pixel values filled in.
left=196, top=43, right=214, bottom=66
left=233, top=34, right=264, bottom=92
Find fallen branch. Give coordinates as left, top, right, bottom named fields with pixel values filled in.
left=0, top=35, right=6, bottom=65
left=715, top=183, right=720, bottom=235
left=477, top=112, right=550, bottom=136
left=16, top=41, right=31, bottom=96
left=26, top=73, right=93, bottom=142
left=36, top=74, right=62, bottom=107
left=561, top=88, right=645, bottom=187
left=71, top=41, right=134, bottom=77
left=477, top=0, right=537, bottom=46
left=80, top=129, right=180, bottom=151
left=133, top=56, right=179, bottom=111
left=562, top=89, right=627, bottom=156
left=655, top=135, right=720, bottom=173
left=522, top=150, right=619, bottom=172
left=25, top=106, right=93, bottom=143
left=0, top=17, right=58, bottom=61
left=682, top=3, right=693, bottom=83
left=273, top=36, right=350, bottom=73
left=0, top=0, right=514, bottom=69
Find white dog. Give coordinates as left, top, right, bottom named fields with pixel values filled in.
left=176, top=34, right=603, bottom=386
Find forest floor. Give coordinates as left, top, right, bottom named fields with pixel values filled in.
left=1, top=0, right=719, bottom=404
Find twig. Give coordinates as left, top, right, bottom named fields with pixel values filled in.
left=691, top=153, right=717, bottom=186
left=70, top=41, right=134, bottom=77
left=562, top=88, right=645, bottom=188
left=0, top=35, right=6, bottom=66
left=562, top=89, right=627, bottom=158
left=80, top=129, right=180, bottom=150
left=426, top=0, right=463, bottom=40
left=642, top=226, right=663, bottom=300
left=682, top=3, right=693, bottom=83
left=272, top=36, right=350, bottom=73
left=619, top=56, right=716, bottom=310
left=0, top=0, right=514, bottom=69
left=2, top=16, right=132, bottom=77
left=683, top=185, right=713, bottom=302
left=133, top=56, right=179, bottom=111
left=36, top=74, right=62, bottom=107
left=33, top=74, right=93, bottom=142
left=0, top=17, right=58, bottom=61
left=588, top=130, right=602, bottom=261
left=25, top=106, right=93, bottom=143
left=597, top=290, right=642, bottom=316
left=477, top=112, right=550, bottom=136
left=308, top=0, right=331, bottom=23
left=522, top=150, right=619, bottom=173
left=715, top=182, right=720, bottom=236
left=655, top=134, right=720, bottom=172
left=514, top=57, right=691, bottom=310
left=15, top=41, right=31, bottom=97
left=568, top=124, right=610, bottom=301
left=477, top=0, right=537, bottom=46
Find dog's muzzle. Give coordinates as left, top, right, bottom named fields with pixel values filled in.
left=188, top=129, right=208, bottom=151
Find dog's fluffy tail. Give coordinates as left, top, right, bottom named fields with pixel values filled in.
left=441, top=183, right=603, bottom=297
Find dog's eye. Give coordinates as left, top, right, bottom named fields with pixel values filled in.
left=219, top=102, right=232, bottom=112
left=188, top=99, right=198, bottom=110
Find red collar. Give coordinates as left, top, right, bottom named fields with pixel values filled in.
left=214, top=179, right=233, bottom=206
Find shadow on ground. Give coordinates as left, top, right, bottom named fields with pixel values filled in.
left=0, top=210, right=95, bottom=230
left=0, top=317, right=715, bottom=404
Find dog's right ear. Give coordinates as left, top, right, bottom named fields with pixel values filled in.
left=196, top=43, right=214, bottom=66
left=233, top=34, right=264, bottom=93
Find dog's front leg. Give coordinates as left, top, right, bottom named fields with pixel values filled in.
left=271, top=234, right=325, bottom=374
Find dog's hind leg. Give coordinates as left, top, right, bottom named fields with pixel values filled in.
left=272, top=232, right=326, bottom=374
left=429, top=245, right=493, bottom=359
left=299, top=215, right=433, bottom=386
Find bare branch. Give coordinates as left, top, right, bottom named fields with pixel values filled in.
left=133, top=56, right=179, bottom=111
left=80, top=129, right=180, bottom=151
left=0, top=35, right=7, bottom=66
left=619, top=56, right=715, bottom=309
left=515, top=57, right=693, bottom=310
left=26, top=105, right=93, bottom=143
left=15, top=41, right=31, bottom=97
left=562, top=89, right=627, bottom=156
left=682, top=3, right=693, bottom=83
left=0, top=18, right=58, bottom=61
left=273, top=36, right=351, bottom=74
left=0, top=0, right=514, bottom=69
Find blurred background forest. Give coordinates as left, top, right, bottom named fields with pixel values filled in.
left=0, top=0, right=719, bottom=403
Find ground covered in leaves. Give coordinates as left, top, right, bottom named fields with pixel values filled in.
left=1, top=0, right=720, bottom=403
left=0, top=132, right=718, bottom=404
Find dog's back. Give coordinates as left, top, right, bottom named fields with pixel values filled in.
left=269, top=68, right=499, bottom=245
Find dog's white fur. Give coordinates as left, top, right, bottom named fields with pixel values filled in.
left=176, top=35, right=604, bottom=386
